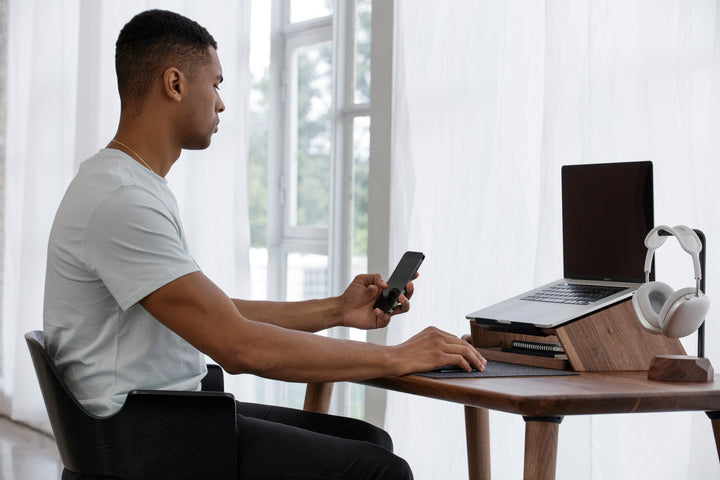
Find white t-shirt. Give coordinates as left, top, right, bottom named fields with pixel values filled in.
left=43, top=149, right=206, bottom=417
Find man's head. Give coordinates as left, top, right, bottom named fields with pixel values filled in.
left=115, top=9, right=217, bottom=111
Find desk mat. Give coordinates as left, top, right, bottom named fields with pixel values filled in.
left=414, top=360, right=579, bottom=379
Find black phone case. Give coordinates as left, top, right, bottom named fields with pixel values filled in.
left=373, top=251, right=425, bottom=313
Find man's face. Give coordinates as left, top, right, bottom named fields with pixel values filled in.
left=178, top=46, right=225, bottom=150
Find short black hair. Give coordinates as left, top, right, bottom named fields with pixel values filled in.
left=115, top=9, right=217, bottom=108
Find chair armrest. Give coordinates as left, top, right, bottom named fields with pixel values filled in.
left=201, top=364, right=225, bottom=392
left=97, top=390, right=237, bottom=480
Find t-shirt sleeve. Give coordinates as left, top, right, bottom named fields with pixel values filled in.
left=82, top=186, right=200, bottom=311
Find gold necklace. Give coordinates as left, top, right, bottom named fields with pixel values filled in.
left=110, top=139, right=156, bottom=175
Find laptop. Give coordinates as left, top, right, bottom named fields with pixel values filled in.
left=466, top=161, right=654, bottom=330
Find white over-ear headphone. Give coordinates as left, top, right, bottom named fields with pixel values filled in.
left=632, top=225, right=710, bottom=338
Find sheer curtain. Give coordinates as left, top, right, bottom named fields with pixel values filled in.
left=2, top=0, right=253, bottom=431
left=386, top=1, right=720, bottom=479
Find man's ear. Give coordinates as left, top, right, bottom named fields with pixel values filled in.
left=163, top=67, right=184, bottom=102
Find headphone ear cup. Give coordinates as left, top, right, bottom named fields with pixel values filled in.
left=632, top=281, right=675, bottom=334
left=659, top=287, right=711, bottom=338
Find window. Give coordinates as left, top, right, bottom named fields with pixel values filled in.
left=248, top=0, right=373, bottom=416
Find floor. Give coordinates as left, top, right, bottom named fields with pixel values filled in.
left=0, top=417, right=62, bottom=479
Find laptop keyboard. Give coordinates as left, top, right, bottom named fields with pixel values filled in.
left=521, top=283, right=625, bottom=305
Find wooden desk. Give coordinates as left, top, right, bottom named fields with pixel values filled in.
left=359, top=371, right=720, bottom=480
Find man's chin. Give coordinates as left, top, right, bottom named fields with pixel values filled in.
left=183, top=138, right=213, bottom=151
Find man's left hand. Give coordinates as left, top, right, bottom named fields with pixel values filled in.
left=339, top=273, right=415, bottom=329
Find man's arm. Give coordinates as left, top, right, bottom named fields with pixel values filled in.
left=230, top=273, right=412, bottom=332
left=140, top=271, right=485, bottom=382
left=230, top=297, right=342, bottom=333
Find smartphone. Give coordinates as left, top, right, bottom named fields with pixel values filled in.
left=373, top=251, right=425, bottom=313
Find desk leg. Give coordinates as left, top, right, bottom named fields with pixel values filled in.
left=464, top=406, right=491, bottom=480
left=303, top=382, right=334, bottom=414
left=522, top=416, right=563, bottom=480
left=706, top=411, right=720, bottom=463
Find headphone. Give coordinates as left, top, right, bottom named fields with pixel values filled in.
left=632, top=225, right=710, bottom=338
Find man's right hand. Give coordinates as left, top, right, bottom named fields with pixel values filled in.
left=392, top=326, right=487, bottom=374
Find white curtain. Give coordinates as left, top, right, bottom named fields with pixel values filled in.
left=386, top=1, right=720, bottom=479
left=2, top=0, right=253, bottom=431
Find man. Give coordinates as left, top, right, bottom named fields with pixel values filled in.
left=43, top=9, right=486, bottom=479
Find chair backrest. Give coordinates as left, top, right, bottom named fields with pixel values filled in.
left=25, top=331, right=109, bottom=473
left=25, top=330, right=238, bottom=480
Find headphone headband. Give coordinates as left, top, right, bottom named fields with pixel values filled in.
left=643, top=225, right=703, bottom=281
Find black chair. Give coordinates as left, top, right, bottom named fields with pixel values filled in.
left=25, top=331, right=238, bottom=480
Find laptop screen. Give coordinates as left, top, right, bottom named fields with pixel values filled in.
left=561, top=161, right=654, bottom=283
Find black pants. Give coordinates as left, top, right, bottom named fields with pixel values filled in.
left=235, top=402, right=413, bottom=479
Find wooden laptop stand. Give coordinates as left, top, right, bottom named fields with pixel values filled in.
left=469, top=298, right=693, bottom=374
